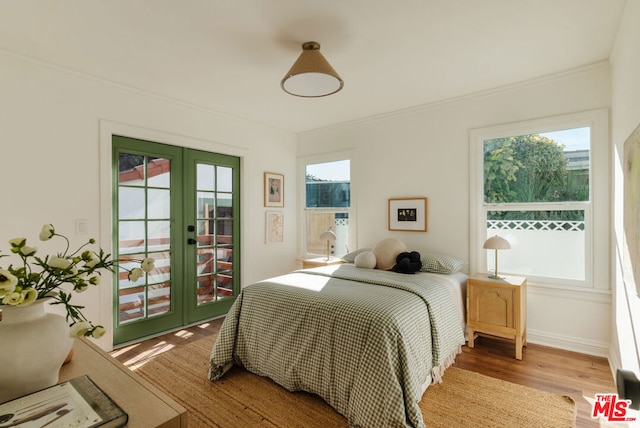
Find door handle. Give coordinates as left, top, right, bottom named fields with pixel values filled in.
left=187, top=238, right=197, bottom=245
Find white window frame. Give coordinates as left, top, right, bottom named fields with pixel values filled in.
left=469, top=109, right=609, bottom=290
left=297, top=150, right=356, bottom=259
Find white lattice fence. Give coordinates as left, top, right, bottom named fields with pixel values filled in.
left=488, top=220, right=584, bottom=231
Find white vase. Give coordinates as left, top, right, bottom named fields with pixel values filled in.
left=0, top=299, right=74, bottom=403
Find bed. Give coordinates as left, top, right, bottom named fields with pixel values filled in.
left=209, top=263, right=466, bottom=428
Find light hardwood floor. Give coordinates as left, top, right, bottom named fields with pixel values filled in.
left=111, top=319, right=616, bottom=428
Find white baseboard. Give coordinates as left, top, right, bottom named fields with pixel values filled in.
left=527, top=328, right=611, bottom=358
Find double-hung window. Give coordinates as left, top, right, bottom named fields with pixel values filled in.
left=301, top=158, right=353, bottom=258
left=470, top=109, right=609, bottom=289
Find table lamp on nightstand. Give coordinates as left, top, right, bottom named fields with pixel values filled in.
left=320, top=229, right=337, bottom=261
left=483, top=235, right=511, bottom=279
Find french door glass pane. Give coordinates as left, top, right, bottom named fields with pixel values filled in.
left=197, top=164, right=215, bottom=191
left=148, top=189, right=170, bottom=219
left=217, top=193, right=233, bottom=217
left=118, top=187, right=145, bottom=219
left=197, top=192, right=215, bottom=219
left=149, top=251, right=171, bottom=283
left=217, top=219, right=233, bottom=236
left=196, top=220, right=214, bottom=246
left=148, top=282, right=171, bottom=317
left=217, top=166, right=233, bottom=192
left=197, top=248, right=216, bottom=275
left=118, top=221, right=145, bottom=255
left=118, top=153, right=145, bottom=186
left=147, top=157, right=170, bottom=188
left=148, top=221, right=170, bottom=251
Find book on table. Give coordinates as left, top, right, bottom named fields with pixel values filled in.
left=0, top=375, right=128, bottom=428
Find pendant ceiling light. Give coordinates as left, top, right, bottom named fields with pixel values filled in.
left=281, top=41, right=344, bottom=97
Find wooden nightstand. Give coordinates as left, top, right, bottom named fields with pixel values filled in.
left=466, top=273, right=527, bottom=360
left=302, top=257, right=345, bottom=269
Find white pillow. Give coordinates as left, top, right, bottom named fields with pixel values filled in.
left=354, top=251, right=377, bottom=269
left=371, top=238, right=406, bottom=270
left=341, top=248, right=371, bottom=263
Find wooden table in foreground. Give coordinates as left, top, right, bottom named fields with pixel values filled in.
left=59, top=337, right=187, bottom=428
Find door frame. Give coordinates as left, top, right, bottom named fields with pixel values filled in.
left=98, top=121, right=248, bottom=350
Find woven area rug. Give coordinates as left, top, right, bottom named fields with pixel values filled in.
left=134, top=336, right=576, bottom=428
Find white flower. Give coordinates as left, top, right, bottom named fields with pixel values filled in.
left=69, top=321, right=91, bottom=338
left=8, top=238, right=26, bottom=248
left=1, top=223, right=154, bottom=341
left=20, top=245, right=37, bottom=256
left=39, top=224, right=55, bottom=241
left=18, top=288, right=38, bottom=306
left=0, top=269, right=18, bottom=297
left=91, top=326, right=106, bottom=338
left=65, top=265, right=78, bottom=279
left=128, top=267, right=144, bottom=282
left=75, top=283, right=89, bottom=293
left=2, top=292, right=24, bottom=305
left=141, top=257, right=155, bottom=273
left=48, top=256, right=72, bottom=270
left=84, top=252, right=100, bottom=268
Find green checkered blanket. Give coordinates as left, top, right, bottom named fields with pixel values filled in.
left=209, top=264, right=465, bottom=428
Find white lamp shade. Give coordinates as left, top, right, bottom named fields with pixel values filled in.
left=320, top=230, right=337, bottom=241
left=483, top=235, right=511, bottom=250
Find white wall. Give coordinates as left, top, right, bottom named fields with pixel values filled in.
left=298, top=63, right=612, bottom=356
left=0, top=51, right=298, bottom=349
left=610, top=0, right=640, bottom=375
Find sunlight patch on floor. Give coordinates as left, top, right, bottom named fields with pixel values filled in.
left=109, top=342, right=140, bottom=358
left=121, top=341, right=176, bottom=370
left=174, top=329, right=194, bottom=339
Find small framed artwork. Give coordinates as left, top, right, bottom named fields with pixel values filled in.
left=266, top=211, right=284, bottom=244
left=264, top=172, right=284, bottom=208
left=388, top=197, right=428, bottom=232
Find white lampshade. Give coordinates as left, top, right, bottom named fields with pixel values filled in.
left=281, top=42, right=344, bottom=98
left=483, top=235, right=511, bottom=250
left=320, top=230, right=337, bottom=241
left=483, top=235, right=510, bottom=279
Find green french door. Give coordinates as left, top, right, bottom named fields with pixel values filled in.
left=112, top=136, right=240, bottom=345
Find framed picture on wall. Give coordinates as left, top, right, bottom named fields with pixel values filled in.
left=388, top=197, right=428, bottom=232
left=264, top=172, right=284, bottom=208
left=265, top=211, right=284, bottom=244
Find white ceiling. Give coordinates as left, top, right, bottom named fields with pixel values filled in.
left=0, top=0, right=627, bottom=134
